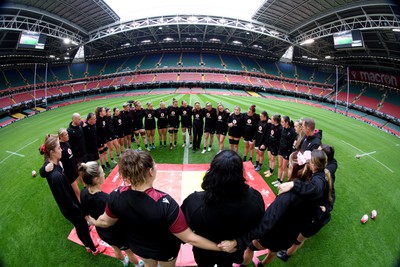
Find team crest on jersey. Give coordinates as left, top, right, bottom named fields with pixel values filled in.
left=67, top=148, right=72, bottom=155
left=183, top=111, right=187, bottom=115
left=218, top=115, right=222, bottom=120
left=271, top=130, right=274, bottom=136
left=102, top=121, right=106, bottom=126
left=162, top=197, right=170, bottom=204
left=247, top=119, right=251, bottom=124
left=196, top=114, right=199, bottom=118
left=258, top=126, right=262, bottom=131
left=148, top=114, right=152, bottom=118
left=233, top=119, right=237, bottom=124
left=206, top=113, right=210, bottom=118
left=161, top=113, right=165, bottom=117
left=118, top=119, right=121, bottom=124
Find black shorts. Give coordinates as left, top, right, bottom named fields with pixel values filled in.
left=204, top=127, right=215, bottom=134
left=268, top=145, right=279, bottom=156
left=124, top=129, right=131, bottom=135
left=256, top=145, right=267, bottom=152
left=115, top=132, right=124, bottom=139
left=181, top=121, right=192, bottom=128
left=134, top=127, right=144, bottom=132
left=169, top=124, right=180, bottom=129
left=278, top=148, right=292, bottom=160
left=87, top=153, right=99, bottom=161
left=145, top=125, right=156, bottom=131
left=302, top=212, right=331, bottom=238
left=244, top=137, right=254, bottom=142
left=107, top=135, right=116, bottom=142
left=216, top=130, right=227, bottom=135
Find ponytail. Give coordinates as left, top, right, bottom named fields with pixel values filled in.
left=324, top=168, right=333, bottom=203
left=78, top=161, right=101, bottom=185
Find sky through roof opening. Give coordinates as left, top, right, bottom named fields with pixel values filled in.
left=104, top=0, right=265, bottom=22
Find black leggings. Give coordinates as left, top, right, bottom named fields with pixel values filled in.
left=193, top=125, right=203, bottom=150
left=67, top=215, right=96, bottom=251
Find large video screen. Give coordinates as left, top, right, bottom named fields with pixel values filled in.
left=17, top=31, right=47, bottom=50
left=333, top=30, right=364, bottom=49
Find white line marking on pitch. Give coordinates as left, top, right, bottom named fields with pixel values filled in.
left=0, top=138, right=38, bottom=164
left=355, top=151, right=376, bottom=158
left=342, top=140, right=394, bottom=173
left=182, top=94, right=192, bottom=165
left=6, top=151, right=25, bottom=157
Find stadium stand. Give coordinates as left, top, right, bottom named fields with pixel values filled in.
left=160, top=53, right=180, bottom=68
left=278, top=62, right=296, bottom=79
left=137, top=54, right=162, bottom=70
left=182, top=53, right=201, bottom=67
left=238, top=56, right=262, bottom=73
left=257, top=59, right=280, bottom=76
left=202, top=53, right=223, bottom=69
left=220, top=54, right=242, bottom=71
left=69, top=63, right=86, bottom=79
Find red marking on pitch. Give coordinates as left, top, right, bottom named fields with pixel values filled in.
left=68, top=162, right=275, bottom=265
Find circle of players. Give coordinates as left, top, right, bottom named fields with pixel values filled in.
left=39, top=97, right=337, bottom=267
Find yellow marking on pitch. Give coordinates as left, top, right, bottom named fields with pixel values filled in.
left=181, top=171, right=205, bottom=201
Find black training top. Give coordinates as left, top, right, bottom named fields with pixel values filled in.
left=242, top=113, right=260, bottom=139
left=67, top=122, right=87, bottom=159
left=167, top=105, right=180, bottom=126
left=254, top=120, right=270, bottom=148
left=105, top=186, right=188, bottom=260
left=155, top=108, right=168, bottom=128
left=46, top=164, right=82, bottom=220
left=192, top=108, right=205, bottom=127
left=80, top=188, right=125, bottom=245
left=181, top=187, right=265, bottom=265
left=179, top=105, right=193, bottom=125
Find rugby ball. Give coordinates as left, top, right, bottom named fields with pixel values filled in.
left=32, top=170, right=37, bottom=177
left=361, top=214, right=368, bottom=224
left=371, top=210, right=377, bottom=220
left=355, top=155, right=361, bottom=159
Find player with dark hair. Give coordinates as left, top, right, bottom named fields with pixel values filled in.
left=253, top=111, right=271, bottom=171
left=79, top=161, right=143, bottom=267
left=242, top=105, right=259, bottom=162
left=264, top=114, right=282, bottom=183
left=120, top=103, right=133, bottom=149
left=181, top=150, right=265, bottom=266
left=144, top=102, right=157, bottom=150
left=201, top=102, right=217, bottom=154
left=277, top=115, right=297, bottom=184
left=300, top=118, right=322, bottom=152
left=167, top=98, right=180, bottom=150
left=112, top=107, right=125, bottom=153
left=88, top=150, right=227, bottom=267
left=179, top=100, right=193, bottom=148
left=95, top=107, right=110, bottom=169
left=155, top=101, right=168, bottom=148
left=83, top=112, right=100, bottom=162
left=105, top=108, right=120, bottom=164
left=39, top=135, right=102, bottom=255
left=227, top=106, right=245, bottom=152
left=218, top=150, right=314, bottom=266
left=67, top=113, right=87, bottom=164
left=192, top=101, right=205, bottom=153
left=132, top=101, right=150, bottom=151
left=215, top=103, right=230, bottom=153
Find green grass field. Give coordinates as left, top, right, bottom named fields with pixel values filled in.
left=0, top=93, right=399, bottom=267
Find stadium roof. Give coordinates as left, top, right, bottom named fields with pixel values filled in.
left=0, top=0, right=399, bottom=74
